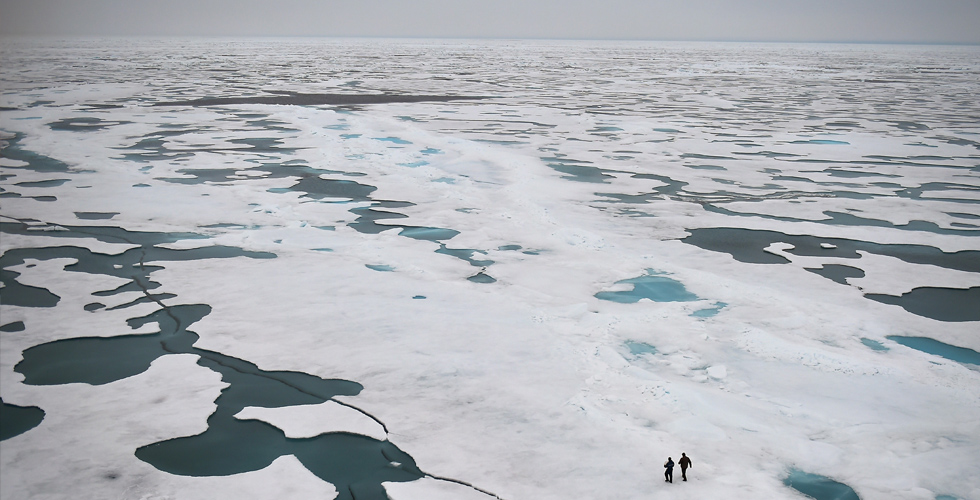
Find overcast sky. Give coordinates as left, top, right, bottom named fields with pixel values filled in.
left=1, top=0, right=978, bottom=44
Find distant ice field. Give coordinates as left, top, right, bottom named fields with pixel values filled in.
left=1, top=38, right=979, bottom=500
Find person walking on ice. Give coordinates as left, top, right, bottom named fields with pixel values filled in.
left=679, top=453, right=692, bottom=481
left=664, top=457, right=674, bottom=483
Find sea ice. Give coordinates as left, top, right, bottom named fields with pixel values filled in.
left=2, top=37, right=979, bottom=500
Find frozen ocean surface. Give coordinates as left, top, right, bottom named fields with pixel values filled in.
left=1, top=37, right=979, bottom=500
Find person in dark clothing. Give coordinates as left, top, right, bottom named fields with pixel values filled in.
left=679, top=453, right=692, bottom=481
left=664, top=457, right=674, bottom=483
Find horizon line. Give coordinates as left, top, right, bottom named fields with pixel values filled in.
left=2, top=33, right=979, bottom=47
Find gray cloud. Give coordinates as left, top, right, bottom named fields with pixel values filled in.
left=1, top=0, right=978, bottom=43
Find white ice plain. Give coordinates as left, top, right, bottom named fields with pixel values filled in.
left=1, top=38, right=979, bottom=500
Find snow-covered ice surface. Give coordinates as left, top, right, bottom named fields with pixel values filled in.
left=2, top=38, right=979, bottom=500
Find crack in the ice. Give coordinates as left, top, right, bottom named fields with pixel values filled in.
left=3, top=215, right=505, bottom=500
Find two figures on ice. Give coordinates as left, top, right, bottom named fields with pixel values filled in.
left=664, top=453, right=692, bottom=483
